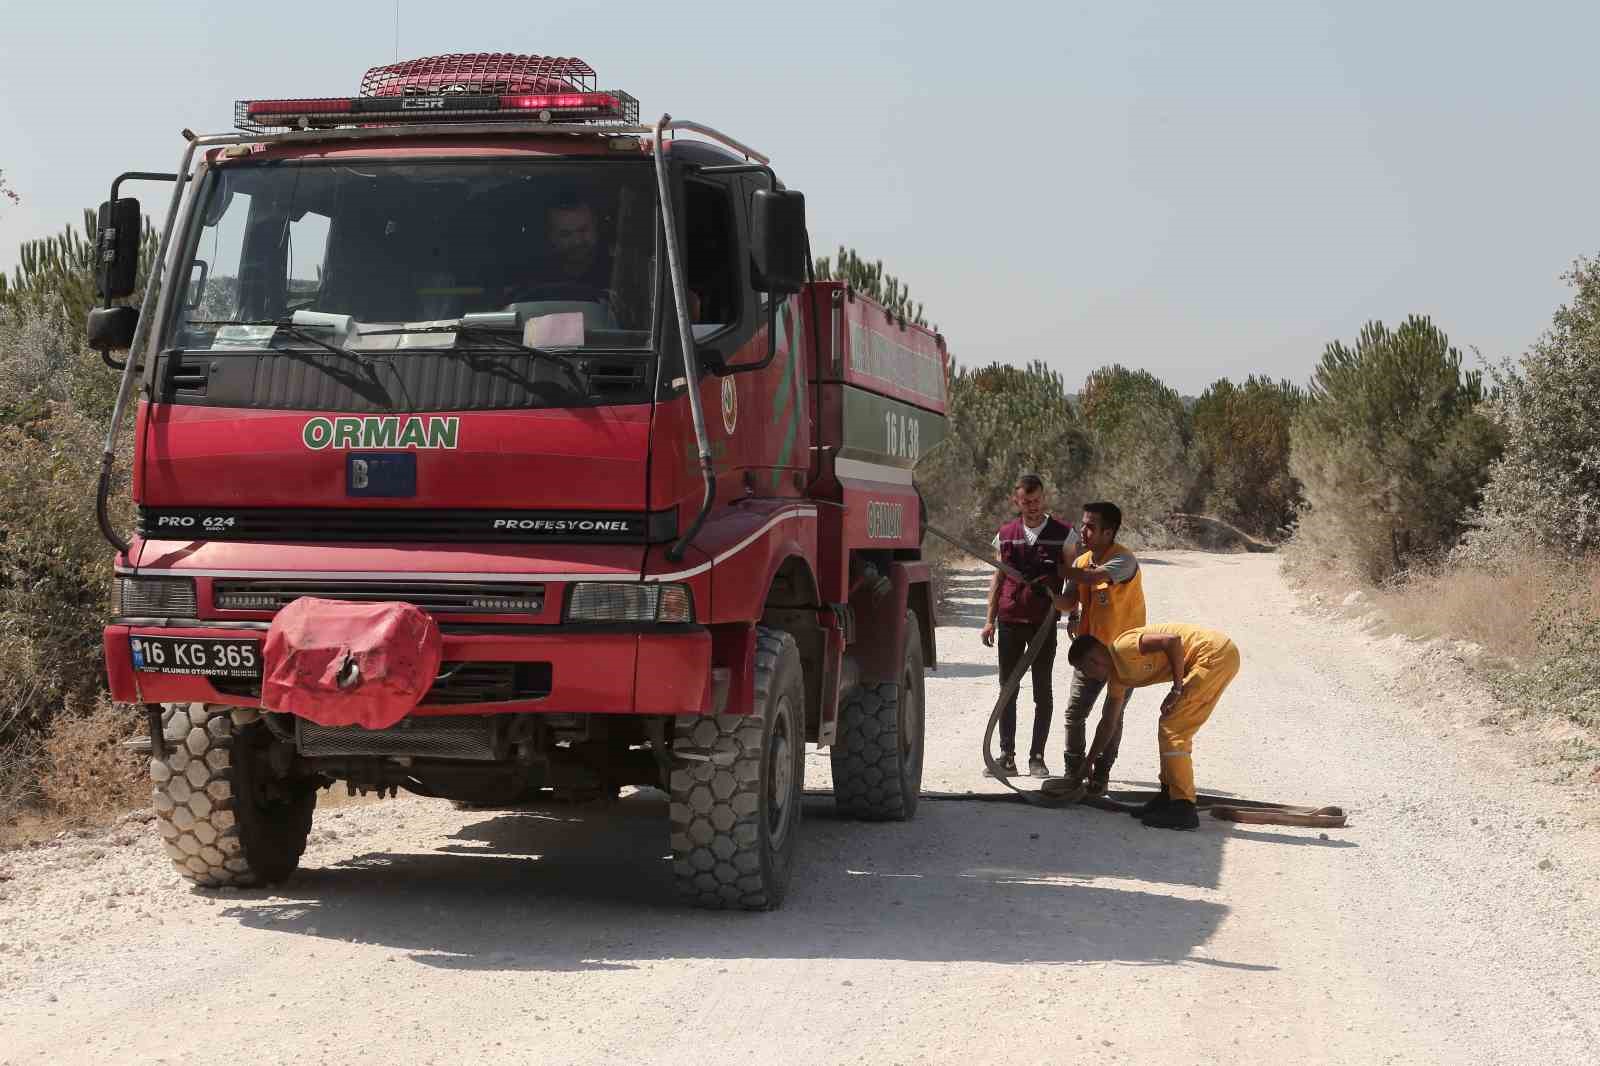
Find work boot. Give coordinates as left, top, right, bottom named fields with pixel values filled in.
left=1028, top=756, right=1049, bottom=778
left=1132, top=786, right=1170, bottom=818
left=1084, top=773, right=1111, bottom=798
left=984, top=753, right=1019, bottom=778
left=1141, top=799, right=1200, bottom=831
left=1063, top=753, right=1085, bottom=779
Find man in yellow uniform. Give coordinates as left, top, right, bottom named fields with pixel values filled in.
left=1064, top=624, right=1241, bottom=830
left=1049, top=501, right=1145, bottom=797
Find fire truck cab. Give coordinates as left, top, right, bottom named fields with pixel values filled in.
left=89, top=54, right=948, bottom=910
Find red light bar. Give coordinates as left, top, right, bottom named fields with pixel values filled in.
left=245, top=98, right=355, bottom=118
left=500, top=92, right=622, bottom=115
left=235, top=89, right=637, bottom=132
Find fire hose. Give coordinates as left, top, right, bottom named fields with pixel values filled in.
left=923, top=525, right=1347, bottom=830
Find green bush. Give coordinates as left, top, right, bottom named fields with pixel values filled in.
left=1472, top=256, right=1600, bottom=556
left=916, top=360, right=1091, bottom=542
left=0, top=307, right=126, bottom=760
left=1077, top=364, right=1194, bottom=536
left=1290, top=316, right=1503, bottom=582
left=1191, top=376, right=1303, bottom=538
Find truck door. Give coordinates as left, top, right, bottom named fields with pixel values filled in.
left=735, top=173, right=810, bottom=496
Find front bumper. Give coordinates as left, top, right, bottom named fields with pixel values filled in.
left=104, top=622, right=712, bottom=715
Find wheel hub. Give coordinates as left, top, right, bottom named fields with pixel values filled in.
left=767, top=701, right=794, bottom=842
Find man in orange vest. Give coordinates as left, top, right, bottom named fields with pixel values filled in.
left=1050, top=502, right=1145, bottom=797
left=1064, top=623, right=1241, bottom=830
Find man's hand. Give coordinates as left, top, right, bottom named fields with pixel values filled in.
left=1160, top=681, right=1185, bottom=715
left=981, top=621, right=996, bottom=647
left=1049, top=591, right=1075, bottom=615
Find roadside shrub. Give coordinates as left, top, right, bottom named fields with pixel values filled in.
left=39, top=696, right=146, bottom=819
left=1290, top=316, right=1503, bottom=582
left=1077, top=364, right=1194, bottom=536
left=1472, top=255, right=1600, bottom=555
left=1191, top=376, right=1303, bottom=538
left=0, top=307, right=127, bottom=791
left=916, top=360, right=1091, bottom=542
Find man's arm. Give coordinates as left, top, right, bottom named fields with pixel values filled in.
left=980, top=563, right=1003, bottom=647
left=1079, top=688, right=1128, bottom=780
left=1137, top=632, right=1187, bottom=712
left=1061, top=550, right=1138, bottom=589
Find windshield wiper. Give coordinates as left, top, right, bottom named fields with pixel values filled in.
left=188, top=318, right=369, bottom=363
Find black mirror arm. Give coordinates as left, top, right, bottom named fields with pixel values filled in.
left=713, top=303, right=782, bottom=377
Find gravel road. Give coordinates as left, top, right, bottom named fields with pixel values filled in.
left=2, top=552, right=1598, bottom=1066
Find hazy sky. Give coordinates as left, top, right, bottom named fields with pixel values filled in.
left=2, top=0, right=1596, bottom=392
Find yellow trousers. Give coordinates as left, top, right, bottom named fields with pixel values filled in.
left=1158, top=639, right=1240, bottom=802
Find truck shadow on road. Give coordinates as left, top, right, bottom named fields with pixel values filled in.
left=216, top=792, right=1273, bottom=975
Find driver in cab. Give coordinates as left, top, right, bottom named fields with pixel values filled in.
left=505, top=193, right=712, bottom=322
left=502, top=196, right=611, bottom=302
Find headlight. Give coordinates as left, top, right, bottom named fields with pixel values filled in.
left=565, top=582, right=694, bottom=623
left=116, top=576, right=198, bottom=617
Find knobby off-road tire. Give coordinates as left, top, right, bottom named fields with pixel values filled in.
left=669, top=627, right=806, bottom=910
left=150, top=703, right=316, bottom=888
left=831, top=610, right=925, bottom=821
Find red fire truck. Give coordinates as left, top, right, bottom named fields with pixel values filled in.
left=87, top=54, right=948, bottom=910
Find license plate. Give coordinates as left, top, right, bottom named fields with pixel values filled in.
left=129, top=635, right=261, bottom=679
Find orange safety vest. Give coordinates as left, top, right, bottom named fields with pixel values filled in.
left=1074, top=542, right=1147, bottom=660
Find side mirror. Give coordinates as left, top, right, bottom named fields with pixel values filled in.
left=750, top=189, right=807, bottom=296
left=95, top=198, right=142, bottom=301
left=87, top=306, right=139, bottom=352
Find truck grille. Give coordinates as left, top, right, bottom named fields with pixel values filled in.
left=296, top=715, right=501, bottom=761
left=212, top=660, right=553, bottom=705
left=213, top=579, right=545, bottom=616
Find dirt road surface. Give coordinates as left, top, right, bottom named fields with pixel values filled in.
left=3, top=553, right=1599, bottom=1065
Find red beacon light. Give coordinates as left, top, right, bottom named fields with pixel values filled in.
left=235, top=52, right=639, bottom=132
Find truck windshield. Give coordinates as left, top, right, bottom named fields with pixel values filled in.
left=173, top=160, right=657, bottom=352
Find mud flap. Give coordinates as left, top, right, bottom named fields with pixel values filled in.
left=260, top=598, right=442, bottom=730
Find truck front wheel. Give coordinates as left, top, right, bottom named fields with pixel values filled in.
left=150, top=703, right=316, bottom=888
left=831, top=610, right=925, bottom=821
left=668, top=627, right=805, bottom=910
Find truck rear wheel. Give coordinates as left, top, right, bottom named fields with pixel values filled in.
left=831, top=610, right=925, bottom=821
left=668, top=627, right=805, bottom=910
left=150, top=703, right=316, bottom=888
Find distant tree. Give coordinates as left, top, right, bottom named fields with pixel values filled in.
left=1191, top=375, right=1304, bottom=537
left=1473, top=255, right=1600, bottom=555
left=917, top=360, right=1091, bottom=539
left=1077, top=364, right=1194, bottom=532
left=813, top=245, right=930, bottom=328
left=1290, top=316, right=1503, bottom=581
left=0, top=208, right=158, bottom=338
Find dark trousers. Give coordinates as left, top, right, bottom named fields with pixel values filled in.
left=1065, top=670, right=1126, bottom=775
left=997, top=620, right=1057, bottom=759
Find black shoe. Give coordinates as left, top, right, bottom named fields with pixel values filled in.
left=1141, top=799, right=1200, bottom=830
left=1027, top=756, right=1049, bottom=778
left=1063, top=753, right=1085, bottom=779
left=1084, top=774, right=1110, bottom=798
left=1132, top=786, right=1170, bottom=817
left=984, top=753, right=1019, bottom=778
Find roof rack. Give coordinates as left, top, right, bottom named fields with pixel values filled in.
left=235, top=52, right=640, bottom=133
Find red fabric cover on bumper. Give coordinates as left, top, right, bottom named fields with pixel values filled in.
left=260, top=598, right=442, bottom=729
